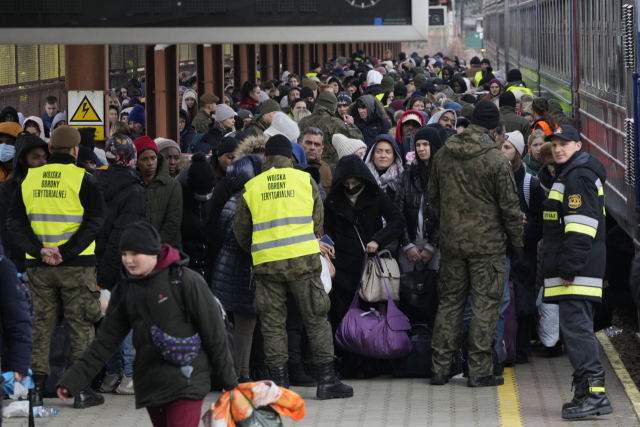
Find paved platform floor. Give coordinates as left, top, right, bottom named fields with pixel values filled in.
left=3, top=342, right=639, bottom=427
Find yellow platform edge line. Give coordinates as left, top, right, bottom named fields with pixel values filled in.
left=498, top=367, right=523, bottom=427
left=596, top=330, right=640, bottom=423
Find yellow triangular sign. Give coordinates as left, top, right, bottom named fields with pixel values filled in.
left=70, top=96, right=101, bottom=122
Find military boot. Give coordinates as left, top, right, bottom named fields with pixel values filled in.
left=562, top=374, right=586, bottom=410
left=31, top=375, right=46, bottom=407
left=270, top=365, right=289, bottom=389
left=430, top=372, right=449, bottom=385
left=562, top=372, right=613, bottom=419
left=467, top=375, right=504, bottom=387
left=316, top=362, right=353, bottom=400
left=74, top=385, right=106, bottom=409
left=288, top=362, right=317, bottom=387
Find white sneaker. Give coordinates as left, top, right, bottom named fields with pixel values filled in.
left=116, top=375, right=134, bottom=395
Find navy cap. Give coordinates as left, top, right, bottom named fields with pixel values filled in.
left=545, top=125, right=580, bottom=142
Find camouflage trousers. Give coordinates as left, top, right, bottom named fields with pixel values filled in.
left=431, top=255, right=506, bottom=377
left=254, top=275, right=334, bottom=368
left=27, top=266, right=102, bottom=377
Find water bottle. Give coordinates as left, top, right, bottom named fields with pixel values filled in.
left=40, top=408, right=58, bottom=417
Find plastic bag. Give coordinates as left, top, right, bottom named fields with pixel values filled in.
left=236, top=407, right=283, bottom=427
left=3, top=401, right=29, bottom=418
left=320, top=256, right=332, bottom=293
left=536, top=288, right=560, bottom=347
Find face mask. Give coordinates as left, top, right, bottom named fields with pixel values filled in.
left=194, top=193, right=213, bottom=202
left=344, top=183, right=363, bottom=196
left=0, top=144, right=15, bottom=162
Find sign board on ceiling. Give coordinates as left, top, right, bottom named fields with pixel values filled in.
left=0, top=0, right=428, bottom=43
left=429, top=7, right=447, bottom=28
left=68, top=91, right=105, bottom=140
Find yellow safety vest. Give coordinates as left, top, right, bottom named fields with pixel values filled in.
left=506, top=86, right=534, bottom=97
left=375, top=93, right=385, bottom=102
left=22, top=163, right=95, bottom=259
left=474, top=71, right=483, bottom=87
left=306, top=72, right=318, bottom=78
left=243, top=168, right=319, bottom=265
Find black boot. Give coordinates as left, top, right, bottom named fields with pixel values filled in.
left=288, top=363, right=317, bottom=387
left=430, top=372, right=449, bottom=385
left=74, top=385, right=105, bottom=409
left=562, top=372, right=613, bottom=419
left=562, top=374, right=586, bottom=410
left=270, top=365, right=289, bottom=389
left=31, top=375, right=46, bottom=407
left=316, top=362, right=353, bottom=400
left=253, top=364, right=271, bottom=381
left=467, top=375, right=504, bottom=387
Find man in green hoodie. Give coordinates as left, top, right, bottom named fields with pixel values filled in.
left=428, top=100, right=524, bottom=388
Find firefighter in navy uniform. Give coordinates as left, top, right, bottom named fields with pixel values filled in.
left=542, top=125, right=612, bottom=419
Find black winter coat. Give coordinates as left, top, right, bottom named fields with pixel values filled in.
left=351, top=95, right=392, bottom=150
left=324, top=155, right=405, bottom=293
left=203, top=177, right=232, bottom=264
left=180, top=183, right=214, bottom=278
left=94, top=166, right=148, bottom=290
left=394, top=162, right=439, bottom=249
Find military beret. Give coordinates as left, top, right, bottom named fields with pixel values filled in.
left=200, top=93, right=219, bottom=105
left=50, top=126, right=81, bottom=148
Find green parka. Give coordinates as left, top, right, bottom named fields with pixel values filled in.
left=499, top=106, right=532, bottom=141
left=147, top=155, right=183, bottom=248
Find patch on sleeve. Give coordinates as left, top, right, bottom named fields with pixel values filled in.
left=568, top=194, right=582, bottom=209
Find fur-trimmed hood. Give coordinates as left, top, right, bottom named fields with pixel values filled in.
left=232, top=133, right=269, bottom=160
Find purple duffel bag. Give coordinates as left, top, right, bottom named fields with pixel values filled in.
left=335, top=252, right=412, bottom=359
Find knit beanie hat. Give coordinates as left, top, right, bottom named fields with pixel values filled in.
left=155, top=138, right=181, bottom=154
left=0, top=122, right=23, bottom=138
left=259, top=91, right=270, bottom=103
left=310, top=61, right=321, bottom=70
left=264, top=134, right=293, bottom=158
left=420, top=83, right=436, bottom=95
left=377, top=67, right=387, bottom=75
left=78, top=128, right=96, bottom=151
left=470, top=100, right=500, bottom=131
left=302, top=79, right=318, bottom=90
left=237, top=110, right=253, bottom=120
left=337, top=91, right=353, bottom=106
left=460, top=103, right=475, bottom=120
left=119, top=221, right=161, bottom=256
left=133, top=136, right=158, bottom=155
left=381, top=76, right=394, bottom=93
left=300, top=87, right=315, bottom=100
left=499, top=91, right=517, bottom=109
left=264, top=112, right=301, bottom=141
left=505, top=131, right=525, bottom=156
left=414, top=126, right=443, bottom=153
left=49, top=126, right=81, bottom=148
left=217, top=137, right=240, bottom=156
left=106, top=133, right=137, bottom=168
left=389, top=100, right=406, bottom=112
left=127, top=105, right=146, bottom=126
left=78, top=145, right=97, bottom=164
left=235, top=129, right=258, bottom=142
left=259, top=99, right=280, bottom=115
left=187, top=152, right=217, bottom=195
left=394, top=84, right=408, bottom=98
left=332, top=133, right=367, bottom=159
left=489, top=78, right=503, bottom=88
left=413, top=73, right=427, bottom=88
left=507, top=69, right=523, bottom=83
left=316, top=91, right=338, bottom=112
left=215, top=104, right=236, bottom=123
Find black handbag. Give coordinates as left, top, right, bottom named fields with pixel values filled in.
left=399, top=269, right=439, bottom=322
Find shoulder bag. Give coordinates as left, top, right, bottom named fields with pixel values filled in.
left=354, top=225, right=400, bottom=302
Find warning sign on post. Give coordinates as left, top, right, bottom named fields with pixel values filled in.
left=68, top=91, right=105, bottom=140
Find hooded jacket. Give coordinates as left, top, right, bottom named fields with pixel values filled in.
left=179, top=108, right=198, bottom=153
left=548, top=99, right=574, bottom=126
left=211, top=156, right=262, bottom=314
left=350, top=95, right=392, bottom=150
left=146, top=155, right=183, bottom=248
left=364, top=135, right=404, bottom=201
left=542, top=152, right=607, bottom=303
left=428, top=124, right=523, bottom=258
left=297, top=104, right=364, bottom=167
left=0, top=106, right=19, bottom=124
left=22, top=116, right=48, bottom=143
left=180, top=181, right=214, bottom=279
left=427, top=108, right=458, bottom=130
left=499, top=106, right=532, bottom=141
left=50, top=112, right=66, bottom=131
left=324, top=155, right=405, bottom=292
left=58, top=251, right=238, bottom=408
left=94, top=166, right=148, bottom=290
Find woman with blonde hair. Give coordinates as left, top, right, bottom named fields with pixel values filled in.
left=181, top=89, right=198, bottom=123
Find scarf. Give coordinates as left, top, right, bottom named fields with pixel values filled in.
left=239, top=97, right=258, bottom=112
left=344, top=183, right=365, bottom=207
left=367, top=161, right=400, bottom=193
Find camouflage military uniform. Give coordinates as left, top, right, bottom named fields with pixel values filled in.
left=192, top=108, right=213, bottom=134
left=234, top=155, right=333, bottom=368
left=297, top=105, right=363, bottom=167
left=244, top=116, right=269, bottom=136
left=28, top=267, right=102, bottom=376
left=428, top=124, right=524, bottom=378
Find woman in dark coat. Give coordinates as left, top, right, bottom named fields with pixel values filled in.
left=501, top=131, right=545, bottom=364
left=394, top=127, right=442, bottom=274
left=363, top=134, right=404, bottom=202
left=211, top=155, right=262, bottom=383
left=324, top=154, right=405, bottom=379
left=349, top=95, right=392, bottom=150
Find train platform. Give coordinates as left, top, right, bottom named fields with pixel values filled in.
left=3, top=333, right=640, bottom=427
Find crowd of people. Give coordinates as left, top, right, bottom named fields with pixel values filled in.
left=0, top=48, right=616, bottom=424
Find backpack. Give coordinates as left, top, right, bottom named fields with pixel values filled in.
left=186, top=133, right=207, bottom=154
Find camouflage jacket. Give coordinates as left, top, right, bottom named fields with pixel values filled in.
left=233, top=155, right=323, bottom=281
left=192, top=108, right=213, bottom=134
left=428, top=124, right=524, bottom=259
left=244, top=116, right=269, bottom=135
left=297, top=105, right=363, bottom=168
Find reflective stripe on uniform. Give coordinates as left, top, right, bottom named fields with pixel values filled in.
left=565, top=214, right=598, bottom=236
left=36, top=231, right=77, bottom=243
left=590, top=387, right=605, bottom=392
left=544, top=285, right=602, bottom=298
left=565, top=223, right=597, bottom=237
left=253, top=216, right=313, bottom=232
left=251, top=233, right=317, bottom=253
left=28, top=213, right=84, bottom=223
left=544, top=276, right=602, bottom=288
left=549, top=182, right=565, bottom=202
left=595, top=178, right=604, bottom=196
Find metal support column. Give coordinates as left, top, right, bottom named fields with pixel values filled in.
left=291, top=44, right=301, bottom=76
left=301, top=43, right=311, bottom=76
left=317, top=44, right=327, bottom=69
left=145, top=44, right=178, bottom=142
left=197, top=44, right=214, bottom=95
left=211, top=44, right=225, bottom=97
left=233, top=44, right=257, bottom=87
left=259, top=44, right=277, bottom=82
